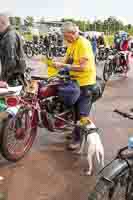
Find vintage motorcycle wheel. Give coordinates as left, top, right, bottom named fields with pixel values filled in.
left=26, top=47, right=33, bottom=58
left=0, top=108, right=38, bottom=162
left=103, top=61, right=113, bottom=82
left=100, top=50, right=105, bottom=60
left=42, top=47, right=47, bottom=55
left=88, top=168, right=132, bottom=200
left=95, top=53, right=99, bottom=64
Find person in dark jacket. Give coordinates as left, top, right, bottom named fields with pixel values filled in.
left=91, top=36, right=97, bottom=56
left=0, top=13, right=26, bottom=83
left=97, top=34, right=105, bottom=47
left=43, top=35, right=50, bottom=48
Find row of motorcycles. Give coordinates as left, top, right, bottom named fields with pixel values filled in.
left=23, top=40, right=67, bottom=58
left=95, top=45, right=133, bottom=81
left=89, top=45, right=133, bottom=199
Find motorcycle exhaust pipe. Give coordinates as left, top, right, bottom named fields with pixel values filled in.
left=98, top=158, right=130, bottom=182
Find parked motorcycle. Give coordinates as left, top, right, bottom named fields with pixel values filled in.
left=38, top=43, right=47, bottom=56
left=95, top=45, right=110, bottom=64
left=56, top=46, right=67, bottom=57
left=23, top=41, right=34, bottom=58
left=103, top=50, right=129, bottom=82
left=0, top=68, right=105, bottom=162
left=88, top=109, right=133, bottom=200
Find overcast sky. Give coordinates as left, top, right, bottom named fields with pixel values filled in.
left=1, top=0, right=133, bottom=24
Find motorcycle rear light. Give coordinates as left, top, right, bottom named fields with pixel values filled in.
left=6, top=97, right=20, bottom=107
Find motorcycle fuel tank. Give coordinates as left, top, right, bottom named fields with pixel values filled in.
left=39, top=83, right=59, bottom=98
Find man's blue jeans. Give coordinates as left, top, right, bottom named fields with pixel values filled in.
left=73, top=84, right=95, bottom=142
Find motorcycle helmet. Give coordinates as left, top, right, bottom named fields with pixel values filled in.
left=121, top=32, right=128, bottom=41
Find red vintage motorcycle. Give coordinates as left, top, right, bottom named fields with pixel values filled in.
left=0, top=68, right=105, bottom=162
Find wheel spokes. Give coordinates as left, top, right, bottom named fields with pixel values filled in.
left=6, top=111, right=33, bottom=155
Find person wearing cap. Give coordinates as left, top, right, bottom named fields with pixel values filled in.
left=97, top=33, right=106, bottom=48
left=128, top=36, right=133, bottom=50
left=0, top=13, right=26, bottom=83
left=53, top=21, right=96, bottom=149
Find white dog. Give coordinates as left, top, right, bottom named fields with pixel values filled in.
left=77, top=121, right=104, bottom=176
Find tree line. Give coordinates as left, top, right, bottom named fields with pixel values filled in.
left=9, top=16, right=133, bottom=35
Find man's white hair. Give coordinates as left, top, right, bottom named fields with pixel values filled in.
left=62, top=21, right=79, bottom=33
left=0, top=9, right=11, bottom=17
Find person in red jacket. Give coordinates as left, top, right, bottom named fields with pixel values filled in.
left=119, top=35, right=129, bottom=76
left=120, top=39, right=129, bottom=51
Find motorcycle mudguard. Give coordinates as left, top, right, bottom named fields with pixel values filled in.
left=99, top=159, right=130, bottom=182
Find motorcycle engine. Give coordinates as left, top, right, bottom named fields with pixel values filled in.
left=43, top=96, right=66, bottom=114
left=40, top=96, right=73, bottom=131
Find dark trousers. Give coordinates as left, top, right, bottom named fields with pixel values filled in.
left=73, top=84, right=95, bottom=142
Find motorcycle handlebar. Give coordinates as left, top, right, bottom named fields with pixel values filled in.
left=46, top=74, right=77, bottom=83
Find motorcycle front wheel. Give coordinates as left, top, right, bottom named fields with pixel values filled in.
left=103, top=61, right=113, bottom=82
left=95, top=54, right=99, bottom=64
left=0, top=109, right=38, bottom=162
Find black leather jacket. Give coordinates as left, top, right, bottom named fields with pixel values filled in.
left=0, top=26, right=26, bottom=81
